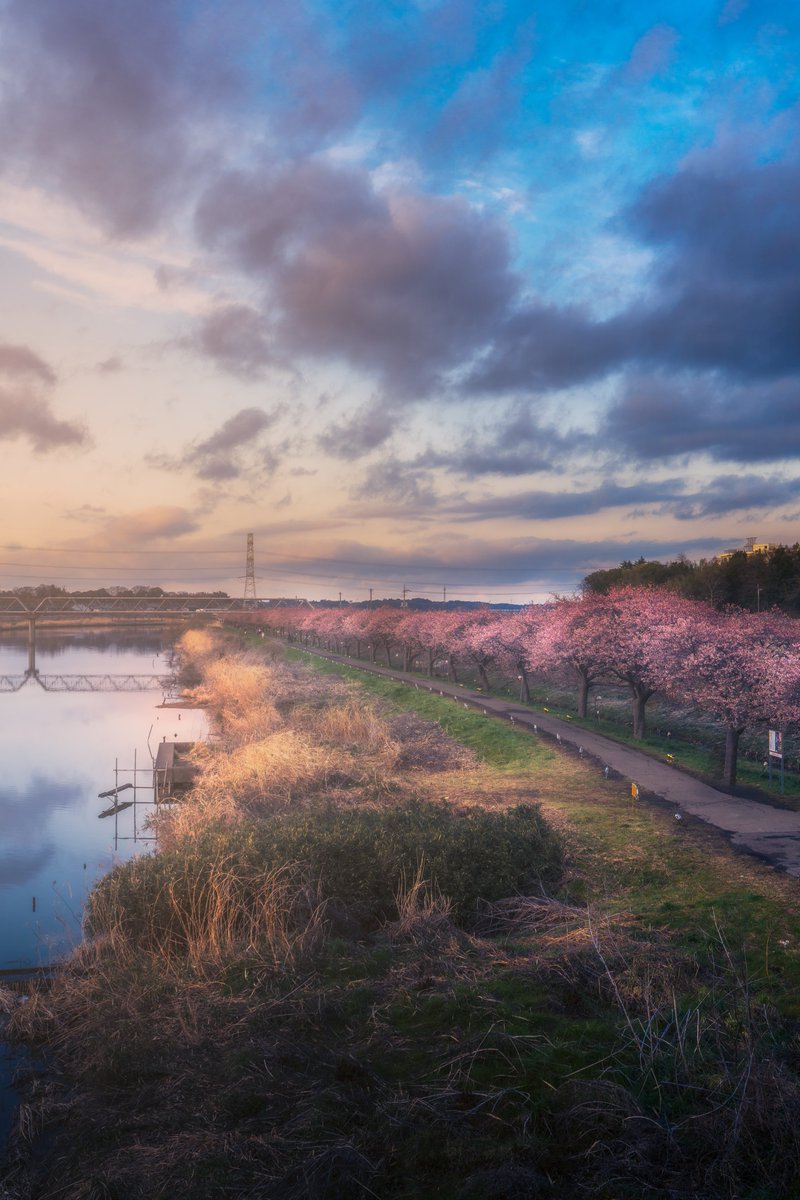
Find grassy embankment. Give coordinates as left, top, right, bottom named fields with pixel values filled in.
left=4, top=629, right=800, bottom=1199
left=299, top=638, right=800, bottom=806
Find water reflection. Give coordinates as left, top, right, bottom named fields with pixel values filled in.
left=0, top=628, right=209, bottom=1151
left=0, top=629, right=204, bottom=968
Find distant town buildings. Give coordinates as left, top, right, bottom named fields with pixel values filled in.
left=716, top=536, right=780, bottom=562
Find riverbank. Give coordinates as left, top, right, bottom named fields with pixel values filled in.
left=5, top=629, right=800, bottom=1198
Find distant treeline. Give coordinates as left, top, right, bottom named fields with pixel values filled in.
left=584, top=547, right=800, bottom=614
left=0, top=585, right=230, bottom=598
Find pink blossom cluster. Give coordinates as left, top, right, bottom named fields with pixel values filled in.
left=237, top=588, right=800, bottom=789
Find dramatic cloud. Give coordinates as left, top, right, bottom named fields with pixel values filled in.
left=0, top=0, right=223, bottom=235
left=604, top=374, right=800, bottom=463
left=468, top=141, right=800, bottom=397
left=196, top=159, right=519, bottom=394
left=1, top=0, right=799, bottom=598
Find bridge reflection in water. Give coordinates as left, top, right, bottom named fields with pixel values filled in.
left=0, top=672, right=175, bottom=693
left=0, top=591, right=257, bottom=694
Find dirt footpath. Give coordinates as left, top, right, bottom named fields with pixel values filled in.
left=299, top=648, right=800, bottom=879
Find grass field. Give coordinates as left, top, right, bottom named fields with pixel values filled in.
left=300, top=637, right=800, bottom=807
left=4, top=631, right=800, bottom=1199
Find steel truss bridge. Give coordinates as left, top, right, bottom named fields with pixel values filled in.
left=0, top=594, right=265, bottom=694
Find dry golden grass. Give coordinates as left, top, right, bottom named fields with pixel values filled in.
left=177, top=628, right=217, bottom=661
left=191, top=655, right=280, bottom=747
left=191, top=729, right=348, bottom=809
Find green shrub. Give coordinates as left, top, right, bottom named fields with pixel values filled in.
left=87, top=799, right=563, bottom=952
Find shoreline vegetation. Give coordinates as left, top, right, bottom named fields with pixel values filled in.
left=4, top=630, right=800, bottom=1197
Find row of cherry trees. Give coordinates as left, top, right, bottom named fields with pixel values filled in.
left=240, top=587, right=800, bottom=789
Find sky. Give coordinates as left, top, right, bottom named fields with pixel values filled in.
left=0, top=0, right=798, bottom=603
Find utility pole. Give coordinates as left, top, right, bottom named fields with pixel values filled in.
left=369, top=587, right=373, bottom=607
left=442, top=585, right=447, bottom=604
left=401, top=586, right=408, bottom=608
left=244, top=533, right=257, bottom=604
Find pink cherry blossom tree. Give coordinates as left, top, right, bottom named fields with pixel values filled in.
left=668, top=606, right=800, bottom=788
left=602, top=587, right=705, bottom=739
left=532, top=594, right=616, bottom=718
left=451, top=608, right=512, bottom=690
left=403, top=610, right=466, bottom=678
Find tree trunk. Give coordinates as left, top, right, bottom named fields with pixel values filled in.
left=448, top=655, right=459, bottom=682
left=519, top=667, right=531, bottom=702
left=427, top=650, right=434, bottom=677
left=723, top=727, right=742, bottom=790
left=630, top=687, right=652, bottom=740
left=577, top=673, right=590, bottom=719
left=478, top=664, right=490, bottom=690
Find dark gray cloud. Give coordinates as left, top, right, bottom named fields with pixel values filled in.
left=661, top=473, right=800, bottom=520
left=0, top=0, right=221, bottom=235
left=444, top=474, right=800, bottom=523
left=195, top=158, right=519, bottom=395
left=317, top=398, right=396, bottom=460
left=604, top=373, right=800, bottom=463
left=448, top=479, right=685, bottom=522
left=151, top=407, right=282, bottom=483
left=467, top=142, right=800, bottom=398
left=417, top=401, right=577, bottom=478
left=465, top=301, right=624, bottom=395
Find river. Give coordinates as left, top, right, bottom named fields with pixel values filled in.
left=0, top=627, right=207, bottom=1151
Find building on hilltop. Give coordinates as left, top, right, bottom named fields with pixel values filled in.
left=716, top=536, right=780, bottom=562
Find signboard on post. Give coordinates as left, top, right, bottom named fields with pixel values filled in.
left=768, top=729, right=785, bottom=795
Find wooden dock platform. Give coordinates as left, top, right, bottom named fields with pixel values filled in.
left=153, top=741, right=198, bottom=801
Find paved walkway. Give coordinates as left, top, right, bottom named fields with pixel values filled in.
left=298, top=647, right=800, bottom=879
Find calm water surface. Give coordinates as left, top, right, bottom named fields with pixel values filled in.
left=0, top=629, right=207, bottom=1148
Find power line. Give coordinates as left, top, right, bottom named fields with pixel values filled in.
left=1, top=545, right=597, bottom=573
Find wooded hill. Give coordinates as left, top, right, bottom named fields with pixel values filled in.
left=584, top=544, right=800, bottom=614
